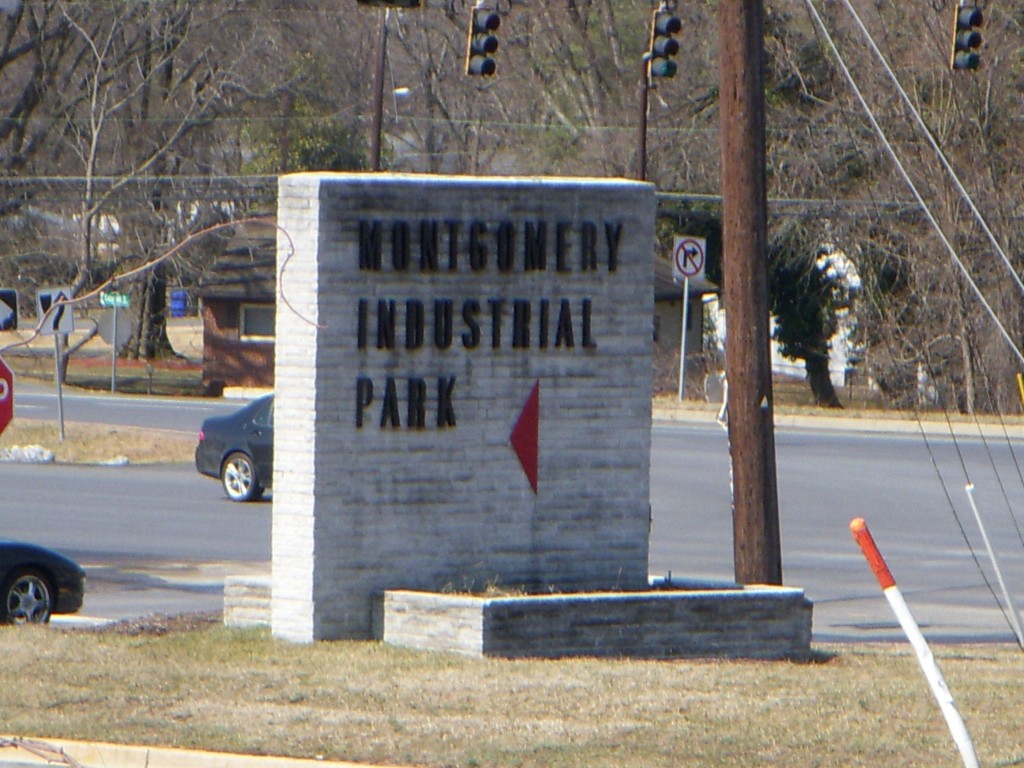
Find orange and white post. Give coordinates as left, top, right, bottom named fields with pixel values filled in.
left=850, top=518, right=979, bottom=768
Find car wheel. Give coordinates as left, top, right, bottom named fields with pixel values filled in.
left=221, top=451, right=263, bottom=502
left=1, top=568, right=54, bottom=624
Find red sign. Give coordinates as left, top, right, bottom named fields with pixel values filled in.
left=673, top=237, right=705, bottom=280
left=510, top=379, right=540, bottom=494
left=0, top=355, right=12, bottom=436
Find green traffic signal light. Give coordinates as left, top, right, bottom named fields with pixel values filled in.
left=466, top=8, right=500, bottom=76
left=649, top=58, right=678, bottom=78
left=648, top=10, right=681, bottom=79
left=950, top=4, right=982, bottom=71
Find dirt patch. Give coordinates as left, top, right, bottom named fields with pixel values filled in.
left=85, top=611, right=222, bottom=636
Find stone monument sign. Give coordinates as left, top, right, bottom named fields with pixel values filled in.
left=272, top=173, right=655, bottom=642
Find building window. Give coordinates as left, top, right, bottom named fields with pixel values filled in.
left=240, top=303, right=275, bottom=342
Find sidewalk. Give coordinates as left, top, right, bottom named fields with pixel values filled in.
left=651, top=396, right=1024, bottom=440
left=0, top=738, right=411, bottom=768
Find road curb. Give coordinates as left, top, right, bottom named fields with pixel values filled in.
left=0, top=738, right=412, bottom=768
left=652, top=402, right=1024, bottom=439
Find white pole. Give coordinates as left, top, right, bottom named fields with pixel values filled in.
left=851, top=518, right=979, bottom=768
left=965, top=483, right=1024, bottom=648
left=110, top=304, right=118, bottom=394
left=52, top=333, right=65, bottom=442
left=677, top=277, right=689, bottom=401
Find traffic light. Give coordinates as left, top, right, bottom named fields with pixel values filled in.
left=466, top=7, right=500, bottom=76
left=950, top=2, right=982, bottom=71
left=647, top=8, right=681, bottom=79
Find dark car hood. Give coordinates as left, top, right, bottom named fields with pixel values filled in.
left=0, top=540, right=84, bottom=574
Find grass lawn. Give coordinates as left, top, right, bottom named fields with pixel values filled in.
left=0, top=418, right=195, bottom=463
left=3, top=347, right=205, bottom=398
left=2, top=321, right=1021, bottom=768
left=1, top=316, right=206, bottom=398
left=1, top=621, right=1022, bottom=768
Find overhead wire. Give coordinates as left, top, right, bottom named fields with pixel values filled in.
left=800, top=0, right=1024, bottom=369
left=883, top=307, right=1016, bottom=638
left=802, top=0, right=1024, bottom=641
left=833, top=0, right=1024, bottom=301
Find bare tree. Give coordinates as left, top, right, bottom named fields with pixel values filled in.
left=2, top=0, right=1023, bottom=412
left=38, top=0, right=272, bottom=366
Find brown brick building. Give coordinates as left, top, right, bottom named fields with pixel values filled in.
left=195, top=219, right=276, bottom=394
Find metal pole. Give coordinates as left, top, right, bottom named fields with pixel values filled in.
left=637, top=59, right=649, bottom=181
left=964, top=484, right=1024, bottom=648
left=677, top=278, right=689, bottom=400
left=110, top=304, right=118, bottom=393
left=53, top=333, right=65, bottom=442
left=370, top=9, right=387, bottom=171
left=719, top=0, right=781, bottom=584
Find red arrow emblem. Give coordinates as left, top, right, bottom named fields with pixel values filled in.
left=510, top=380, right=540, bottom=494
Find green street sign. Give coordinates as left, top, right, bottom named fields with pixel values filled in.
left=100, top=291, right=130, bottom=309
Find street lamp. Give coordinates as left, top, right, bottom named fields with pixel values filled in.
left=358, top=0, right=422, bottom=170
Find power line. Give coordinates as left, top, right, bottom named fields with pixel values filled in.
left=802, top=0, right=1024, bottom=371
left=832, top=0, right=1024, bottom=300
left=805, top=0, right=1024, bottom=645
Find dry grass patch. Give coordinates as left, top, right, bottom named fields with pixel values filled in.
left=0, top=420, right=194, bottom=464
left=1, top=624, right=1023, bottom=767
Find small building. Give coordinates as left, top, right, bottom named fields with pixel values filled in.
left=195, top=219, right=277, bottom=394
left=194, top=217, right=716, bottom=396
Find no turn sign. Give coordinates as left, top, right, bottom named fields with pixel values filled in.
left=672, top=236, right=706, bottom=283
left=0, top=354, right=13, bottom=437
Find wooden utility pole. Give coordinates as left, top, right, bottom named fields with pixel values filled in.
left=369, top=9, right=387, bottom=171
left=718, top=0, right=782, bottom=584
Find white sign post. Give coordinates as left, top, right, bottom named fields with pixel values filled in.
left=36, top=286, right=73, bottom=441
left=99, top=292, right=132, bottom=393
left=672, top=236, right=706, bottom=400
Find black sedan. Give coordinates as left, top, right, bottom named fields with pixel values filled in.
left=0, top=541, right=85, bottom=624
left=195, top=394, right=274, bottom=502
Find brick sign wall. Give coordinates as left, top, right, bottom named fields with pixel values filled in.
left=272, top=174, right=655, bottom=642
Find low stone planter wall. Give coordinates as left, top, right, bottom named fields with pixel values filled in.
left=226, top=576, right=814, bottom=660
left=382, top=585, right=813, bottom=660
left=224, top=576, right=271, bottom=629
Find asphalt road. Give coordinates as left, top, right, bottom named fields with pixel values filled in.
left=13, top=379, right=239, bottom=431
left=650, top=420, right=1024, bottom=643
left=5, top=387, right=1024, bottom=643
left=5, top=384, right=265, bottom=623
left=0, top=461, right=270, bottom=621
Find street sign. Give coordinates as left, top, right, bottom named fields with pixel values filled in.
left=100, top=291, right=130, bottom=309
left=36, top=286, right=74, bottom=335
left=97, top=308, right=134, bottom=348
left=0, top=289, right=16, bottom=330
left=0, top=355, right=13, bottom=437
left=672, top=235, right=708, bottom=402
left=672, top=235, right=706, bottom=283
